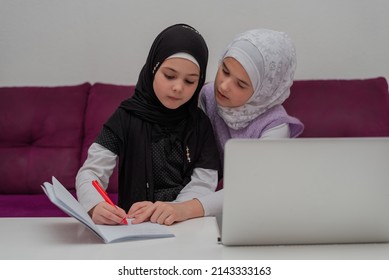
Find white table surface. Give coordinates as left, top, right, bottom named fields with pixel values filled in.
left=1, top=217, right=389, bottom=260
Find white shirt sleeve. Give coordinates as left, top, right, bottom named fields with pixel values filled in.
left=75, top=143, right=118, bottom=212
left=196, top=189, right=223, bottom=217
left=261, top=123, right=291, bottom=139
left=174, top=168, right=218, bottom=202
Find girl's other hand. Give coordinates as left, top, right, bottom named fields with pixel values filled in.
left=128, top=199, right=204, bottom=226
left=127, top=201, right=155, bottom=224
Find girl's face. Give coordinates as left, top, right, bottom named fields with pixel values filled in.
left=153, top=58, right=200, bottom=109
left=214, top=57, right=254, bottom=108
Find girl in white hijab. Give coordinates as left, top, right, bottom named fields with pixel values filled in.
left=198, top=29, right=304, bottom=217
left=201, top=28, right=304, bottom=165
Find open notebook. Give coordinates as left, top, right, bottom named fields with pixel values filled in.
left=42, top=177, right=174, bottom=243
left=220, top=137, right=389, bottom=246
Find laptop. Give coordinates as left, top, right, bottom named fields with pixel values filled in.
left=220, top=137, right=389, bottom=246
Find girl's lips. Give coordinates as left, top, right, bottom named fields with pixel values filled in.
left=167, top=96, right=180, bottom=101
left=216, top=90, right=228, bottom=100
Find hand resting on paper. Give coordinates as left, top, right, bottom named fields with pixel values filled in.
left=127, top=199, right=204, bottom=226
left=89, top=201, right=128, bottom=225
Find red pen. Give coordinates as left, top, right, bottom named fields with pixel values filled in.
left=92, top=180, right=128, bottom=225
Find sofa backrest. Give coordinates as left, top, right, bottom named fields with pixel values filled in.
left=1, top=77, right=388, bottom=195
left=0, top=83, right=91, bottom=194
left=285, top=77, right=389, bottom=137
left=81, top=83, right=135, bottom=193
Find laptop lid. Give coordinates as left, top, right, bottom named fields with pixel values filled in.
left=221, top=137, right=389, bottom=246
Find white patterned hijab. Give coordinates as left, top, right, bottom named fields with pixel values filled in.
left=217, top=29, right=297, bottom=129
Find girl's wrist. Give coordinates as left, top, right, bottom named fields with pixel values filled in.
left=182, top=199, right=204, bottom=220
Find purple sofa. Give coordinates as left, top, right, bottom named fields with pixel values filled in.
left=1, top=77, right=389, bottom=217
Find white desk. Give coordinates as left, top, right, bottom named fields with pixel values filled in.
left=1, top=217, right=389, bottom=260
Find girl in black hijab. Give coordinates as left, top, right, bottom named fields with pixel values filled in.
left=76, top=24, right=220, bottom=225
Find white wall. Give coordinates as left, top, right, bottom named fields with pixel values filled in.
left=1, top=0, right=388, bottom=86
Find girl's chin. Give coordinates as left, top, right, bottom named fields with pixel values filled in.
left=161, top=102, right=181, bottom=110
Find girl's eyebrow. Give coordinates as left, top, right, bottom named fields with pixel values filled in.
left=162, top=66, right=199, bottom=77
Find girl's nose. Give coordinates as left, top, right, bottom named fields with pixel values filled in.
left=172, top=81, right=183, bottom=93
left=220, top=78, right=230, bottom=92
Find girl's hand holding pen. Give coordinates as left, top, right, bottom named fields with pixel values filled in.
left=91, top=180, right=128, bottom=225
left=89, top=202, right=128, bottom=225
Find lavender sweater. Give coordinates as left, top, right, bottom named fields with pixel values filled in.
left=200, top=83, right=304, bottom=164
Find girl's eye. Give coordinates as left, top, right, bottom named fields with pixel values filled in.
left=238, top=82, right=247, bottom=89
left=164, top=74, right=175, bottom=80
left=185, top=80, right=196, bottom=85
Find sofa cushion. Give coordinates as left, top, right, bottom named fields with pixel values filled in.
left=0, top=83, right=91, bottom=194
left=82, top=83, right=135, bottom=193
left=284, top=77, right=389, bottom=137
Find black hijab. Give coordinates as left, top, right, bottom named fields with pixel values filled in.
left=104, top=24, right=218, bottom=211
left=120, top=23, right=208, bottom=124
